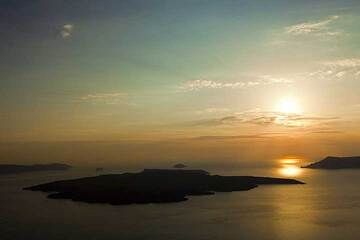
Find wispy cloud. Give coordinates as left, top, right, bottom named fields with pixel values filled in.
left=245, top=112, right=338, bottom=127
left=310, top=130, right=342, bottom=134
left=189, top=131, right=301, bottom=141
left=191, top=134, right=270, bottom=141
left=195, top=107, right=230, bottom=115
left=285, top=15, right=340, bottom=36
left=310, top=58, right=360, bottom=81
left=323, top=59, right=360, bottom=68
left=188, top=109, right=338, bottom=128
left=179, top=76, right=292, bottom=92
left=80, top=92, right=128, bottom=104
left=61, top=24, right=74, bottom=39
left=180, top=79, right=244, bottom=91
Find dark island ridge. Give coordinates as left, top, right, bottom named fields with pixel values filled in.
left=24, top=169, right=304, bottom=205
left=302, top=156, right=360, bottom=169
left=0, top=163, right=71, bottom=175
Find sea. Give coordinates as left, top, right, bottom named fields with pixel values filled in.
left=1, top=167, right=360, bottom=240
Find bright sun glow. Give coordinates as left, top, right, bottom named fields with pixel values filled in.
left=279, top=165, right=302, bottom=177
left=277, top=97, right=302, bottom=114
left=277, top=157, right=303, bottom=177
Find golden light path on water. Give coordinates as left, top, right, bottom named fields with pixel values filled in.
left=278, top=157, right=303, bottom=177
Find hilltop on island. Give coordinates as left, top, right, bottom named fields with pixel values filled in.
left=24, top=169, right=304, bottom=205
left=302, top=156, right=360, bottom=169
left=0, top=163, right=71, bottom=175
left=173, top=163, right=187, bottom=169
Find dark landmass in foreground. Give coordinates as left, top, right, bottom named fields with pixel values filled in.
left=0, top=163, right=71, bottom=175
left=302, top=156, right=360, bottom=169
left=24, top=169, right=304, bottom=205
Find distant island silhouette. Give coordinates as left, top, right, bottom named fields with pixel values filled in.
left=0, top=163, right=71, bottom=175
left=303, top=156, right=360, bottom=169
left=24, top=169, right=304, bottom=205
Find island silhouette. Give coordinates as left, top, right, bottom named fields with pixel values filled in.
left=303, top=156, right=360, bottom=169
left=24, top=169, right=304, bottom=205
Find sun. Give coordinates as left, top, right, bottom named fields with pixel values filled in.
left=277, top=156, right=304, bottom=177
left=277, top=97, right=301, bottom=114
left=279, top=165, right=302, bottom=177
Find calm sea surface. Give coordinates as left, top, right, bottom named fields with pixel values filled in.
left=1, top=167, right=360, bottom=240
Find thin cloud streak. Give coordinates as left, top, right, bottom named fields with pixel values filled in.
left=285, top=15, right=340, bottom=36
left=311, top=130, right=342, bottom=134
left=180, top=76, right=292, bottom=92
left=185, top=110, right=339, bottom=128
left=310, top=58, right=360, bottom=81
left=191, top=134, right=270, bottom=141
left=79, top=92, right=129, bottom=104
left=61, top=24, right=74, bottom=39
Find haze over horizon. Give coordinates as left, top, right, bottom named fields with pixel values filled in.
left=1, top=0, right=360, bottom=168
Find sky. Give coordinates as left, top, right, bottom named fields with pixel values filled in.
left=1, top=0, right=360, bottom=168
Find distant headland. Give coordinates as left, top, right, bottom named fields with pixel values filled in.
left=302, top=156, right=360, bottom=169
left=0, top=163, right=71, bottom=175
left=24, top=168, right=304, bottom=205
